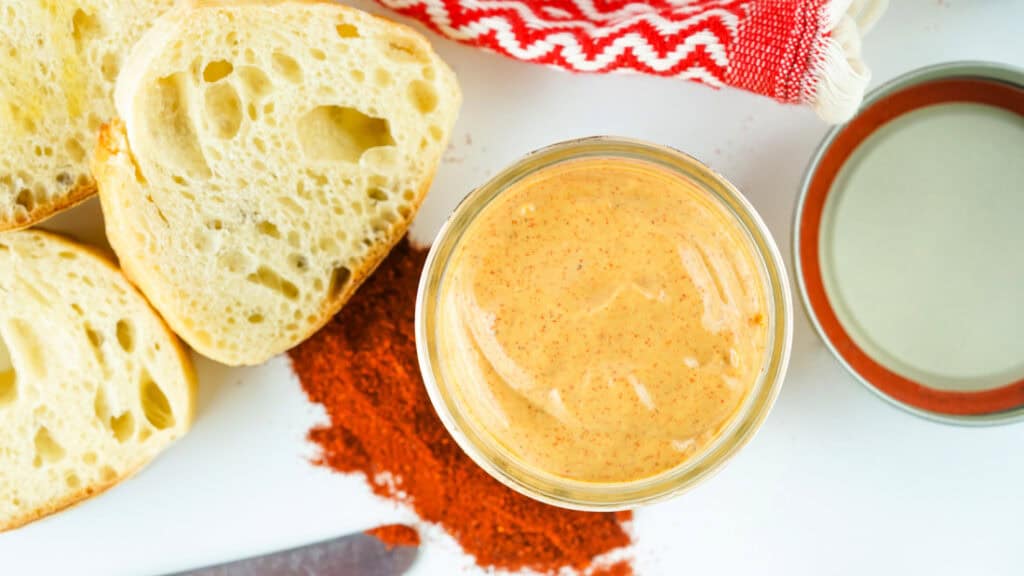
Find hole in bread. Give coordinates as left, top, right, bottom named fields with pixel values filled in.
left=116, top=320, right=135, bottom=353
left=336, top=23, right=360, bottom=38
left=367, top=188, right=388, bottom=202
left=238, top=66, right=272, bottom=100
left=429, top=124, right=443, bottom=141
left=318, top=236, right=339, bottom=254
left=33, top=427, right=65, bottom=466
left=0, top=329, right=17, bottom=406
left=247, top=266, right=300, bottom=300
left=253, top=137, right=267, bottom=154
left=85, top=325, right=103, bottom=349
left=288, top=254, right=308, bottom=272
left=248, top=103, right=258, bottom=121
left=309, top=172, right=328, bottom=187
left=398, top=205, right=412, bottom=219
left=83, top=452, right=97, bottom=465
left=248, top=313, right=265, bottom=324
left=329, top=266, right=352, bottom=299
left=100, top=465, right=117, bottom=483
left=311, top=48, right=327, bottom=61
left=256, top=220, right=280, bottom=238
left=66, top=473, right=82, bottom=489
left=287, top=231, right=301, bottom=249
left=101, top=52, right=121, bottom=83
left=403, top=189, right=416, bottom=201
left=205, top=83, right=243, bottom=139
left=146, top=73, right=211, bottom=179
left=374, top=69, right=393, bottom=87
left=272, top=52, right=303, bottom=83
left=350, top=69, right=365, bottom=83
left=110, top=411, right=135, bottom=443
left=138, top=428, right=152, bottom=442
left=84, top=324, right=107, bottom=372
left=15, top=189, right=34, bottom=212
left=71, top=303, right=83, bottom=315
left=297, top=106, right=395, bottom=163
left=384, top=36, right=428, bottom=63
left=409, top=79, right=438, bottom=114
left=219, top=251, right=249, bottom=274
left=140, top=370, right=175, bottom=430
left=72, top=10, right=103, bottom=50
left=94, top=387, right=111, bottom=422
left=66, top=138, right=86, bottom=162
left=6, top=319, right=45, bottom=378
left=422, top=66, right=436, bottom=81
left=203, top=60, right=234, bottom=83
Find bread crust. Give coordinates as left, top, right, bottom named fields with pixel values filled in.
left=0, top=180, right=98, bottom=232
left=0, top=461, right=145, bottom=533
left=0, top=230, right=197, bottom=533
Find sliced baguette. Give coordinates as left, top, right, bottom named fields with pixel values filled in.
left=0, top=230, right=195, bottom=532
left=93, top=0, right=461, bottom=366
left=0, top=0, right=176, bottom=230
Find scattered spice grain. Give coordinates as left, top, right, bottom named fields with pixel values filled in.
left=366, top=524, right=420, bottom=550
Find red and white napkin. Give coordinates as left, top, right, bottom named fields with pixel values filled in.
left=375, top=0, right=887, bottom=122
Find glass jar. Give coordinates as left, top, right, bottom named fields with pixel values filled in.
left=416, top=137, right=793, bottom=510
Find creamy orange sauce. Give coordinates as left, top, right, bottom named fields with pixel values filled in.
left=437, top=157, right=769, bottom=483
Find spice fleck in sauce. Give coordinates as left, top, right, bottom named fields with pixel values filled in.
left=438, top=157, right=769, bottom=483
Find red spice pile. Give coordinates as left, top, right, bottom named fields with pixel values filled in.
left=366, top=524, right=421, bottom=550
left=290, top=239, right=633, bottom=574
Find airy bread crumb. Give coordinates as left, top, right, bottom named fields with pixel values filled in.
left=93, top=0, right=461, bottom=365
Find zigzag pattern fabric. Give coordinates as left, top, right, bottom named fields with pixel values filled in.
left=375, top=0, right=885, bottom=122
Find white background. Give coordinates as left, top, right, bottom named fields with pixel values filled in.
left=3, top=1, right=1023, bottom=574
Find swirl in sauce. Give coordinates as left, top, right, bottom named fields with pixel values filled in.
left=438, top=157, right=769, bottom=483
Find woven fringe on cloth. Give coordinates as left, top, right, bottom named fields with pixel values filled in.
left=375, top=0, right=888, bottom=123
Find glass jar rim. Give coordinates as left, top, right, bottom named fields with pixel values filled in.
left=416, top=136, right=793, bottom=510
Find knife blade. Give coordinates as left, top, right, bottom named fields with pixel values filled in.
left=166, top=530, right=419, bottom=576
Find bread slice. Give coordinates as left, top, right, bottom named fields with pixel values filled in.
left=0, top=0, right=176, bottom=231
left=0, top=230, right=195, bottom=532
left=93, top=0, right=460, bottom=365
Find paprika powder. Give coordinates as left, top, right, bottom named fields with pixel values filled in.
left=289, top=239, right=633, bottom=574
left=365, top=524, right=421, bottom=550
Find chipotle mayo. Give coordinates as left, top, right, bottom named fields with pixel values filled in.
left=437, top=157, right=769, bottom=483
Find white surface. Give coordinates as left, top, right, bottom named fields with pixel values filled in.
left=4, top=1, right=1023, bottom=574
left=823, top=102, right=1024, bottom=389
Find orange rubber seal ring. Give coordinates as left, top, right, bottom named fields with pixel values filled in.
left=799, top=77, right=1024, bottom=416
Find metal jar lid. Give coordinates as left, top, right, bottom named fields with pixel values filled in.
left=794, top=61, right=1024, bottom=425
